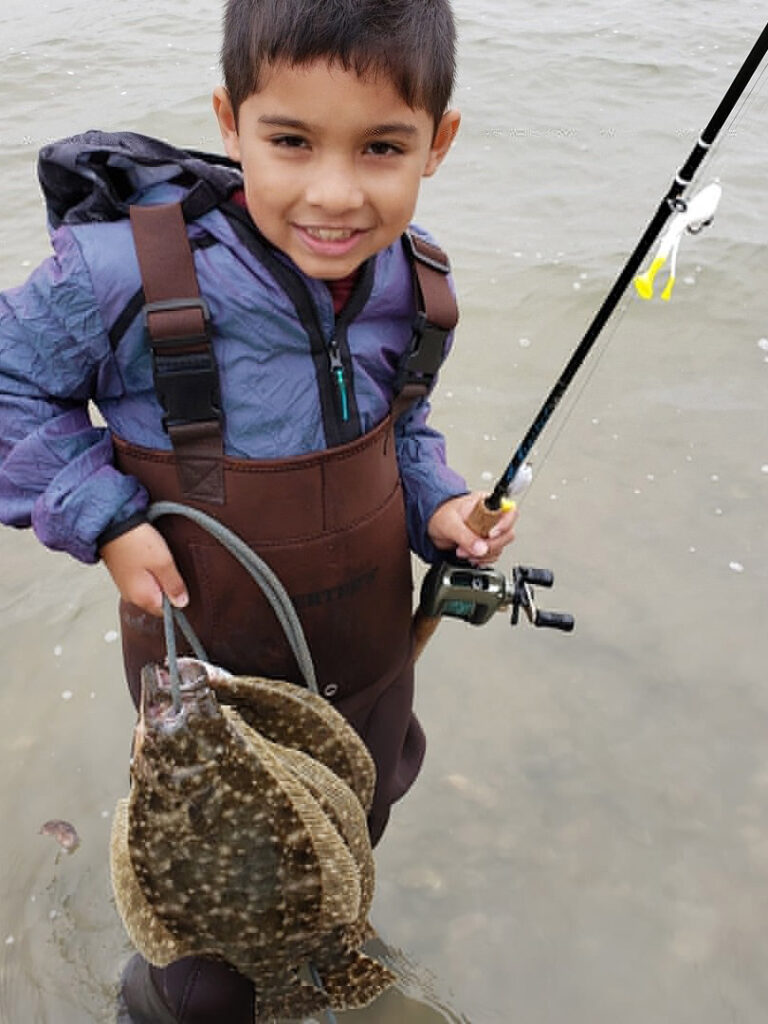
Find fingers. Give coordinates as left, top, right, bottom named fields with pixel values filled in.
left=128, top=576, right=187, bottom=617
left=428, top=492, right=518, bottom=566
left=100, top=523, right=189, bottom=617
left=152, top=558, right=189, bottom=611
left=458, top=503, right=517, bottom=565
left=121, top=563, right=189, bottom=618
left=452, top=520, right=493, bottom=561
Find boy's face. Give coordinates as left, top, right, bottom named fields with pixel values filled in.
left=213, top=60, right=460, bottom=280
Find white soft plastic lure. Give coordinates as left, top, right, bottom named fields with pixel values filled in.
left=634, top=182, right=722, bottom=301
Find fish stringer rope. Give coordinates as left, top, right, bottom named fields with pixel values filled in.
left=147, top=500, right=319, bottom=704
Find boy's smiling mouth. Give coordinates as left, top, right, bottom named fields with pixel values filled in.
left=300, top=226, right=364, bottom=241
left=293, top=224, right=370, bottom=262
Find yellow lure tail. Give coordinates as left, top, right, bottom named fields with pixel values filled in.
left=634, top=182, right=722, bottom=304
left=634, top=256, right=666, bottom=300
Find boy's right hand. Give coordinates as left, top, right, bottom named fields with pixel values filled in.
left=100, top=523, right=189, bottom=617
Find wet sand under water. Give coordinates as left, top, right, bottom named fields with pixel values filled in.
left=2, top=1, right=768, bottom=1021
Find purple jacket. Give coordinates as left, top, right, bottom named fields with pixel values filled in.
left=0, top=132, right=467, bottom=564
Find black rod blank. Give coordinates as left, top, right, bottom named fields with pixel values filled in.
left=487, top=20, right=768, bottom=510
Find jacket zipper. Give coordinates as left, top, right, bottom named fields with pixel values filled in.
left=220, top=203, right=371, bottom=444
left=327, top=335, right=350, bottom=423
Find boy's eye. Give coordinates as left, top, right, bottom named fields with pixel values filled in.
left=271, top=134, right=309, bottom=149
left=365, top=140, right=404, bottom=157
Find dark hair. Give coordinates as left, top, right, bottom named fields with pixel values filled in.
left=221, top=0, right=456, bottom=128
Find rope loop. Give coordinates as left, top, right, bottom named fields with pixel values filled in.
left=147, top=500, right=319, bottom=700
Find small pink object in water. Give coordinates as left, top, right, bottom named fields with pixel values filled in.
left=39, top=819, right=80, bottom=854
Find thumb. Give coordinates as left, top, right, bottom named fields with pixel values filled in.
left=452, top=521, right=490, bottom=559
left=153, top=563, right=189, bottom=609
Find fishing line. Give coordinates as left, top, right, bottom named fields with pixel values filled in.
left=509, top=58, right=765, bottom=510
left=504, top=287, right=637, bottom=511
left=702, top=60, right=768, bottom=174
left=412, top=21, right=768, bottom=652
left=482, top=22, right=768, bottom=512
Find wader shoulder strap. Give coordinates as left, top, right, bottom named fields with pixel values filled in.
left=129, top=203, right=225, bottom=504
left=392, top=232, right=459, bottom=423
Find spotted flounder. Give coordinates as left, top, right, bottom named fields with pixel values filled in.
left=202, top=660, right=376, bottom=813
left=110, top=659, right=394, bottom=1019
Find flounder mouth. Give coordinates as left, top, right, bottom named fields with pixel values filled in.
left=138, top=660, right=215, bottom=735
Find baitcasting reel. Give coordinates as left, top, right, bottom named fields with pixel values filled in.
left=419, top=560, right=574, bottom=632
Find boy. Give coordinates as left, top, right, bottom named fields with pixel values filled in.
left=0, top=0, right=516, bottom=1018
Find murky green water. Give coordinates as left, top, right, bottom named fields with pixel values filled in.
left=1, top=2, right=767, bottom=1021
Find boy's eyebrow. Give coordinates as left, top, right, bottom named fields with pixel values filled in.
left=367, top=122, right=418, bottom=137
left=257, top=115, right=419, bottom=136
left=258, top=115, right=311, bottom=131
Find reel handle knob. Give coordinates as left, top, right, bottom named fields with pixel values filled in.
left=517, top=566, right=554, bottom=588
left=534, top=610, right=575, bottom=632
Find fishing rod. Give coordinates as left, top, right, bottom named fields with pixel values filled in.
left=413, top=19, right=768, bottom=657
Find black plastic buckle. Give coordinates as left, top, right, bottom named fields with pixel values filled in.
left=144, top=297, right=211, bottom=346
left=395, top=311, right=450, bottom=392
left=153, top=356, right=222, bottom=430
left=144, top=298, right=221, bottom=430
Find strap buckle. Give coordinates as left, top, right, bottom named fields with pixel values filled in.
left=394, top=311, right=450, bottom=394
left=144, top=298, right=221, bottom=430
left=144, top=297, right=211, bottom=345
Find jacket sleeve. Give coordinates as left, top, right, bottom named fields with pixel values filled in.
left=0, top=228, right=148, bottom=563
left=395, top=393, right=468, bottom=563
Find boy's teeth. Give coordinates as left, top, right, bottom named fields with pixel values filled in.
left=306, top=227, right=355, bottom=241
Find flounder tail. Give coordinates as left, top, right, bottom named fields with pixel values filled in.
left=311, top=948, right=396, bottom=1010
left=252, top=975, right=331, bottom=1021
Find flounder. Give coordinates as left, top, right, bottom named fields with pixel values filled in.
left=202, top=660, right=376, bottom=812
left=110, top=659, right=394, bottom=1020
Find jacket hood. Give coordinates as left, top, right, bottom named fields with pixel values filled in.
left=38, top=130, right=243, bottom=229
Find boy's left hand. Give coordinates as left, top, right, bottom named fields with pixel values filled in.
left=427, top=491, right=517, bottom=565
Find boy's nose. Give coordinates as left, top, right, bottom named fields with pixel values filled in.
left=304, top=158, right=365, bottom=214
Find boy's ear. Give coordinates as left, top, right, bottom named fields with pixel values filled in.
left=212, top=86, right=242, bottom=163
left=423, top=108, right=461, bottom=177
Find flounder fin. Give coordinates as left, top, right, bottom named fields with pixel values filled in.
left=211, top=674, right=376, bottom=810
left=251, top=975, right=330, bottom=1020
left=316, top=949, right=396, bottom=1010
left=109, top=798, right=205, bottom=965
left=225, top=709, right=363, bottom=930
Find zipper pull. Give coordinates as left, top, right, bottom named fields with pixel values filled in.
left=327, top=337, right=350, bottom=423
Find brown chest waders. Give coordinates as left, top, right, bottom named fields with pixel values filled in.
left=117, top=202, right=457, bottom=843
